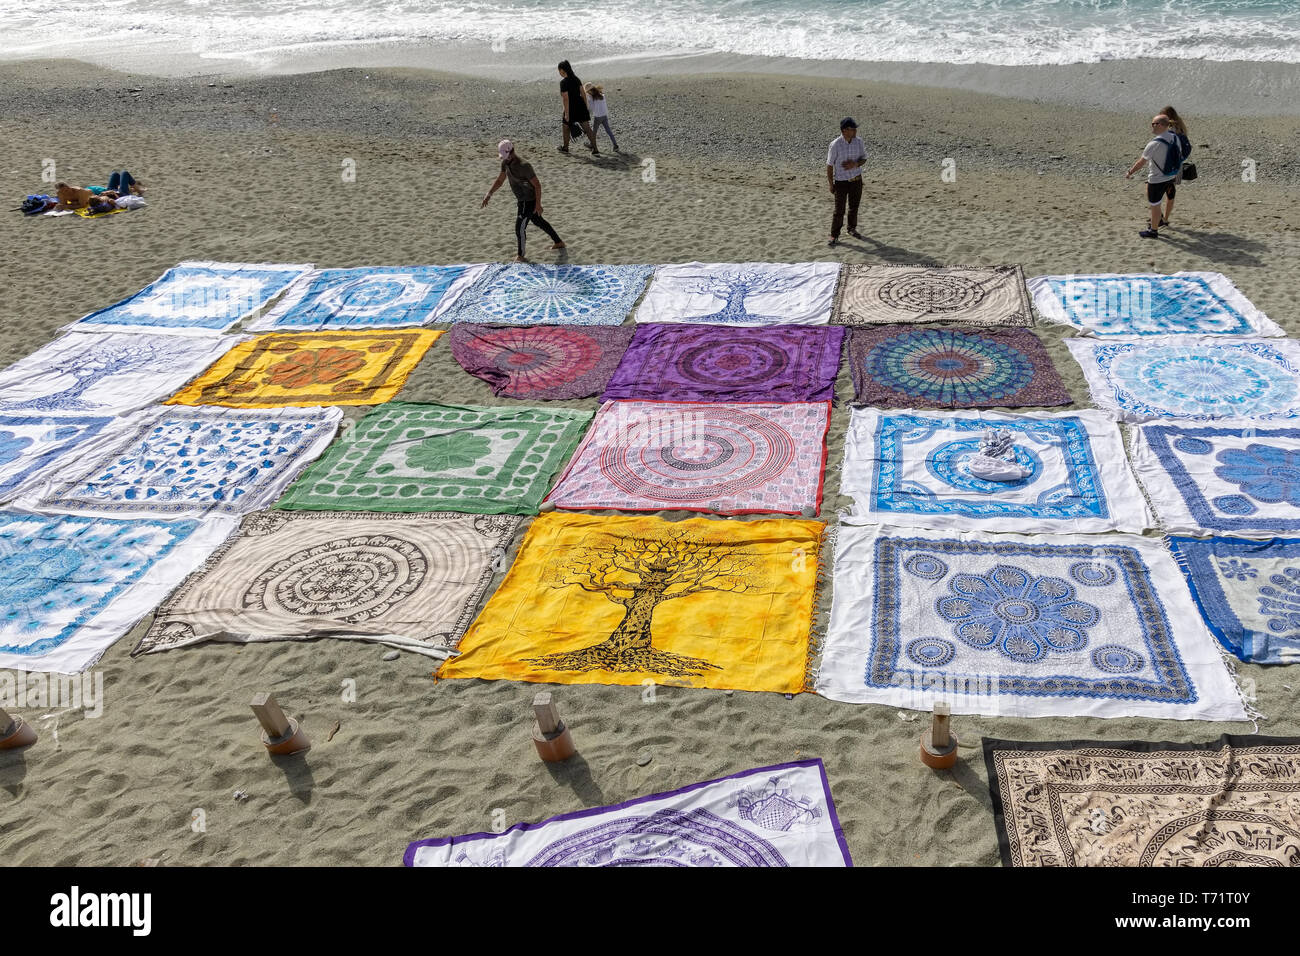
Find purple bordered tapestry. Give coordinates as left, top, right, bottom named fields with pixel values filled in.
left=405, top=759, right=852, bottom=867
left=602, top=323, right=845, bottom=403
left=446, top=324, right=635, bottom=400
left=846, top=325, right=1071, bottom=409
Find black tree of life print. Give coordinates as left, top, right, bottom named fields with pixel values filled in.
left=525, top=527, right=765, bottom=677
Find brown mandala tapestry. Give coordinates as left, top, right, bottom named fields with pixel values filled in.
left=984, top=736, right=1300, bottom=867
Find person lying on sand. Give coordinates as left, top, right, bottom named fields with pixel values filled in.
left=53, top=182, right=93, bottom=210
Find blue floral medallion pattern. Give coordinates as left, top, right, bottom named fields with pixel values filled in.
left=444, top=264, right=652, bottom=326
left=258, top=265, right=481, bottom=329
left=866, top=536, right=1197, bottom=703
left=864, top=328, right=1033, bottom=405
left=1040, top=275, right=1256, bottom=335
left=1169, top=535, right=1300, bottom=664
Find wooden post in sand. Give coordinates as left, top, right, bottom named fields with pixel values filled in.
left=531, top=691, right=576, bottom=762
left=0, top=706, right=37, bottom=750
left=251, top=692, right=311, bottom=756
left=919, top=701, right=958, bottom=770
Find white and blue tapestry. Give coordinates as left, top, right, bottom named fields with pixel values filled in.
left=816, top=521, right=1247, bottom=720
left=841, top=408, right=1151, bottom=533
left=0, top=332, right=242, bottom=416
left=1029, top=271, right=1283, bottom=337
left=1067, top=336, right=1300, bottom=422
left=249, top=264, right=488, bottom=330
left=0, top=511, right=236, bottom=673
left=406, top=759, right=851, bottom=867
left=1132, top=420, right=1300, bottom=535
left=12, top=406, right=342, bottom=519
left=0, top=415, right=116, bottom=502
left=1169, top=535, right=1300, bottom=666
left=69, top=260, right=312, bottom=335
left=635, top=262, right=840, bottom=326
left=443, top=263, right=652, bottom=326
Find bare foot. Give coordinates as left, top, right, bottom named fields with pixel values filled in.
left=514, top=255, right=529, bottom=262
left=551, top=242, right=566, bottom=250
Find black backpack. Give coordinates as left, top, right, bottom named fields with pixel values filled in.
left=1156, top=132, right=1192, bottom=175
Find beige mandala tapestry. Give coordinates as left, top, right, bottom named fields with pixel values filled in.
left=985, top=736, right=1300, bottom=867
left=832, top=265, right=1033, bottom=327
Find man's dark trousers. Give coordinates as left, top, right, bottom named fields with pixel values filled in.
left=832, top=177, right=863, bottom=238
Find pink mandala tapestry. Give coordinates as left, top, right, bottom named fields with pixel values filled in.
left=447, top=324, right=635, bottom=400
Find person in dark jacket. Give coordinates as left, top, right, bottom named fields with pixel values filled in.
left=557, top=60, right=599, bottom=155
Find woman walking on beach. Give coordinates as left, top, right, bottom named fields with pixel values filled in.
left=1156, top=105, right=1190, bottom=227
left=584, top=83, right=620, bottom=153
left=482, top=140, right=566, bottom=262
left=558, top=60, right=599, bottom=155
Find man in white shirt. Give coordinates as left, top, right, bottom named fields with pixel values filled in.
left=826, top=117, right=867, bottom=246
left=1125, top=114, right=1181, bottom=239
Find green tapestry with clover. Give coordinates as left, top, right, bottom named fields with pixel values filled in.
left=275, top=401, right=593, bottom=515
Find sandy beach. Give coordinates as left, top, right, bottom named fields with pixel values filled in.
left=1, top=56, right=1299, bottom=866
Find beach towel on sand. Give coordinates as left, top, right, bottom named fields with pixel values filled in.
left=602, top=323, right=844, bottom=403
left=439, top=512, right=822, bottom=693
left=134, top=510, right=520, bottom=658
left=0, top=414, right=117, bottom=502
left=446, top=324, right=634, bottom=400
left=276, top=401, right=592, bottom=516
left=405, top=759, right=852, bottom=867
left=816, top=521, right=1247, bottom=721
left=545, top=400, right=829, bottom=515
left=166, top=329, right=441, bottom=407
left=1029, top=271, right=1282, bottom=337
left=635, top=262, right=840, bottom=326
left=834, top=265, right=1032, bottom=327
left=985, top=736, right=1300, bottom=866
left=68, top=261, right=312, bottom=335
left=0, top=512, right=236, bottom=674
left=442, top=263, right=651, bottom=326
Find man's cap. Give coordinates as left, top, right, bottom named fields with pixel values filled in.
left=498, top=139, right=514, bottom=158
left=840, top=117, right=858, bottom=129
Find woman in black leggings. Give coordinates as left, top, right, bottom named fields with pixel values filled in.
left=482, top=140, right=566, bottom=262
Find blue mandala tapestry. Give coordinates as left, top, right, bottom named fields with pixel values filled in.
left=442, top=264, right=652, bottom=326
left=1068, top=337, right=1300, bottom=422
left=1169, top=535, right=1300, bottom=665
left=0, top=511, right=236, bottom=673
left=12, top=406, right=342, bottom=519
left=1133, top=421, right=1300, bottom=535
left=249, top=264, right=488, bottom=330
left=816, top=523, right=1246, bottom=719
left=70, top=261, right=312, bottom=335
left=841, top=408, right=1150, bottom=532
left=1029, top=272, right=1282, bottom=336
left=0, top=415, right=114, bottom=501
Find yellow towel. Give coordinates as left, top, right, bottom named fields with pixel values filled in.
left=441, top=512, right=823, bottom=693
left=167, top=329, right=442, bottom=407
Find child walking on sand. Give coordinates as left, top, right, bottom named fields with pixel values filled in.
left=584, top=83, right=620, bottom=153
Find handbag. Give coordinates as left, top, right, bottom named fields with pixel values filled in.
left=1181, top=162, right=1198, bottom=182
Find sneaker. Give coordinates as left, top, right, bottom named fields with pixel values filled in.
left=1139, top=228, right=1160, bottom=239
left=557, top=145, right=569, bottom=153
left=1159, top=217, right=1169, bottom=227
left=828, top=237, right=838, bottom=247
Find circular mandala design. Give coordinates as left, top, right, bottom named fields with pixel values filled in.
left=1173, top=436, right=1213, bottom=455
left=1113, top=348, right=1298, bottom=417
left=865, top=328, right=1033, bottom=404
left=906, top=637, right=957, bottom=667
left=927, top=438, right=1040, bottom=494
left=244, top=534, right=428, bottom=623
left=318, top=275, right=425, bottom=317
left=1213, top=494, right=1258, bottom=516
left=482, top=267, right=624, bottom=324
left=597, top=408, right=795, bottom=501
left=674, top=337, right=791, bottom=387
left=477, top=327, right=603, bottom=392
left=903, top=553, right=949, bottom=580
left=1069, top=561, right=1116, bottom=587
left=877, top=273, right=986, bottom=314
left=1091, top=644, right=1145, bottom=673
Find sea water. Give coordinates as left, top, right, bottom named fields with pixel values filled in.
left=3, top=0, right=1300, bottom=71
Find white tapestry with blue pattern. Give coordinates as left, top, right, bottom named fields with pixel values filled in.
left=841, top=408, right=1151, bottom=533
left=248, top=264, right=489, bottom=330
left=0, top=414, right=118, bottom=503
left=1067, top=336, right=1300, bottom=423
left=442, top=263, right=652, bottom=326
left=11, top=405, right=342, bottom=519
left=1169, top=535, right=1300, bottom=666
left=635, top=262, right=840, bottom=326
left=1029, top=271, right=1283, bottom=337
left=68, top=261, right=312, bottom=335
left=816, top=521, right=1247, bottom=720
left=1131, top=419, right=1300, bottom=536
left=0, top=332, right=242, bottom=416
left=0, top=511, right=237, bottom=673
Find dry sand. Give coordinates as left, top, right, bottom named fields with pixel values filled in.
left=1, top=59, right=1298, bottom=866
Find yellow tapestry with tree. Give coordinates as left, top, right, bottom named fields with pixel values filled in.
left=440, top=512, right=823, bottom=693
